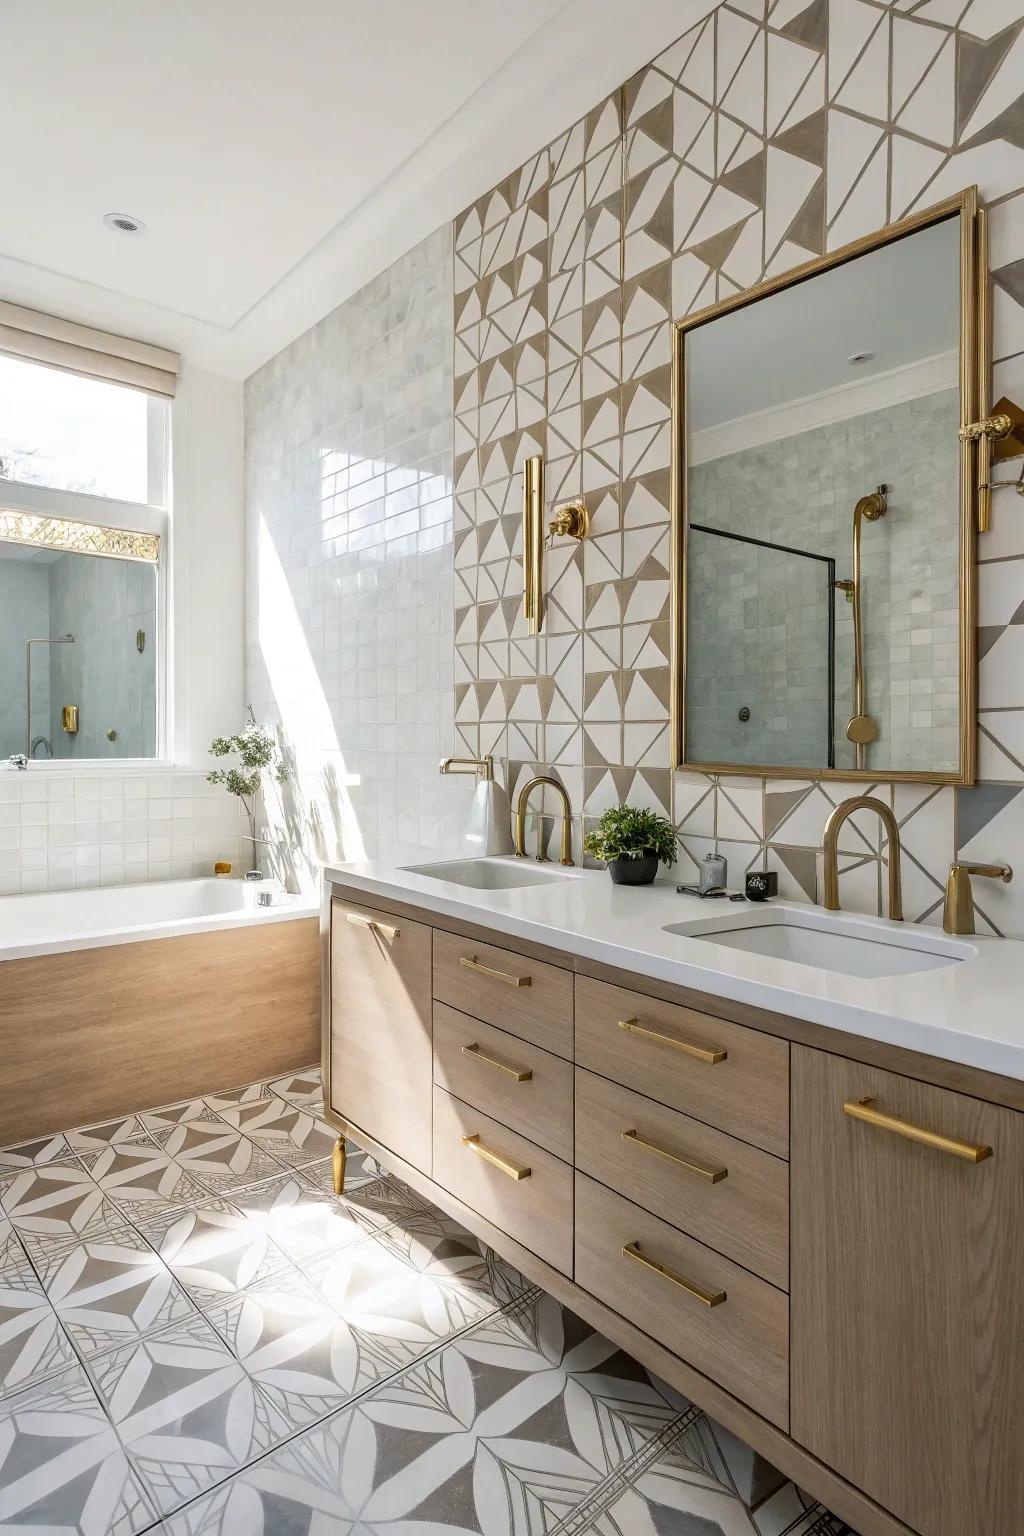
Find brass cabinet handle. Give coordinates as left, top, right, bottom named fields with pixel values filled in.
left=617, top=1017, right=726, bottom=1064
left=459, top=954, right=532, bottom=988
left=345, top=911, right=399, bottom=941
left=843, top=1097, right=993, bottom=1164
left=622, top=1128, right=727, bottom=1183
left=462, top=1043, right=532, bottom=1082
left=622, top=1241, right=726, bottom=1307
left=461, top=1133, right=531, bottom=1181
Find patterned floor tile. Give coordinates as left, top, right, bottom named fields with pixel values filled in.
left=79, top=1141, right=213, bottom=1220
left=204, top=1261, right=423, bottom=1431
left=152, top=1119, right=289, bottom=1193
left=266, top=1067, right=323, bottom=1111
left=372, top=1202, right=531, bottom=1313
left=137, top=1196, right=292, bottom=1308
left=30, top=1223, right=196, bottom=1359
left=0, top=1160, right=127, bottom=1241
left=214, top=1095, right=338, bottom=1167
left=226, top=1171, right=385, bottom=1265
left=68, top=1113, right=150, bottom=1153
left=0, top=1361, right=157, bottom=1534
left=163, top=1288, right=695, bottom=1535
left=0, top=1256, right=77, bottom=1398
left=140, top=1099, right=227, bottom=1134
left=0, top=1216, right=27, bottom=1272
left=0, top=1131, right=71, bottom=1170
left=86, top=1311, right=291, bottom=1518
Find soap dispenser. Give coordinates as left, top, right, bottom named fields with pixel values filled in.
left=438, top=754, right=515, bottom=857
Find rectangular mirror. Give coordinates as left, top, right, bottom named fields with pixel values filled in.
left=0, top=521, right=159, bottom=761
left=672, top=189, right=979, bottom=784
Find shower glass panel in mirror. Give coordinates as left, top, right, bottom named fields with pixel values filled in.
left=0, top=542, right=157, bottom=760
left=673, top=190, right=979, bottom=784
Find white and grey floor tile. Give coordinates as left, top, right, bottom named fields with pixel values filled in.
left=0, top=1130, right=72, bottom=1170
left=0, top=1065, right=857, bottom=1534
left=30, top=1222, right=197, bottom=1360
left=0, top=1253, right=77, bottom=1398
left=0, top=1360, right=158, bottom=1534
left=152, top=1119, right=291, bottom=1194
left=85, top=1310, right=291, bottom=1519
left=137, top=1197, right=293, bottom=1310
left=68, top=1113, right=151, bottom=1154
left=79, top=1141, right=214, bottom=1222
left=140, top=1099, right=227, bottom=1135
left=1, top=1160, right=130, bottom=1243
left=226, top=1171, right=389, bottom=1265
left=213, top=1095, right=338, bottom=1168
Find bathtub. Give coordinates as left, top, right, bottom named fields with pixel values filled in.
left=0, top=877, right=322, bottom=1145
left=0, top=876, right=317, bottom=962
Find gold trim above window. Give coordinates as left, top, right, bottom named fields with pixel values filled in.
left=0, top=509, right=160, bottom=563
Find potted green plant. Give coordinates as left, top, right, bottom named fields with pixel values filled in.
left=207, top=708, right=289, bottom=875
left=583, top=805, right=679, bottom=886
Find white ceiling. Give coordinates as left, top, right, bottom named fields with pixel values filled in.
left=0, top=0, right=718, bottom=379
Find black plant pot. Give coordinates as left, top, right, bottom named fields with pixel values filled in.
left=607, top=853, right=659, bottom=886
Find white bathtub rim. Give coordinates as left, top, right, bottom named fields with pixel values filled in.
left=0, top=880, right=318, bottom=963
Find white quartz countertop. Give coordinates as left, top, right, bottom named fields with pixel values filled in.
left=324, top=858, right=1024, bottom=1084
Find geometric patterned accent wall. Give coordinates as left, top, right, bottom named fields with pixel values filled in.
left=454, top=0, right=1024, bottom=934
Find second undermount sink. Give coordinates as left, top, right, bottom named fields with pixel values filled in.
left=665, top=904, right=975, bottom=979
left=403, top=856, right=576, bottom=891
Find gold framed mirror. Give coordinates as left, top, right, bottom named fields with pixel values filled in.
left=671, top=187, right=983, bottom=786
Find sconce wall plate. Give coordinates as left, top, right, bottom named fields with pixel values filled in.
left=61, top=705, right=79, bottom=735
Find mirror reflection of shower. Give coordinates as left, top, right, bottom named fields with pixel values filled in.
left=25, top=634, right=74, bottom=757
left=843, top=485, right=887, bottom=771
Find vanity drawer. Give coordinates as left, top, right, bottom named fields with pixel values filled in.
left=575, top=1070, right=789, bottom=1291
left=575, top=1173, right=789, bottom=1429
left=433, top=930, right=573, bottom=1059
left=434, top=1003, right=573, bottom=1161
left=432, top=1086, right=573, bottom=1276
left=575, top=976, right=789, bottom=1158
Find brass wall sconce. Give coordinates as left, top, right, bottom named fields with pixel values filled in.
left=548, top=500, right=589, bottom=543
left=61, top=705, right=79, bottom=734
left=522, top=455, right=544, bottom=636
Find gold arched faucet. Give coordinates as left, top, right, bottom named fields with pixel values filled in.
left=514, top=775, right=574, bottom=865
left=822, top=796, right=902, bottom=921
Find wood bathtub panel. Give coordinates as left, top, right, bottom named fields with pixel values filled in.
left=0, top=917, right=320, bottom=1144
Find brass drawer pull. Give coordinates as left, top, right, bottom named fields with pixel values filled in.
left=843, top=1097, right=993, bottom=1164
left=623, top=1241, right=726, bottom=1307
left=618, top=1017, right=726, bottom=1064
left=462, top=1043, right=532, bottom=1082
left=622, top=1128, right=727, bottom=1183
left=459, top=954, right=532, bottom=988
left=462, top=1133, right=531, bottom=1181
left=345, top=912, right=399, bottom=941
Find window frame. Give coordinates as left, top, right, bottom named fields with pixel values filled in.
left=0, top=389, right=171, bottom=770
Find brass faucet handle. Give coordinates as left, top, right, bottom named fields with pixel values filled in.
left=960, top=413, right=1015, bottom=443
left=943, top=862, right=1013, bottom=936
left=548, top=501, right=589, bottom=543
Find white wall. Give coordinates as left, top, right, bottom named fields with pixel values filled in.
left=170, top=365, right=246, bottom=766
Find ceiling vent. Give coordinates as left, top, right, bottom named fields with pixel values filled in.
left=103, top=212, right=146, bottom=236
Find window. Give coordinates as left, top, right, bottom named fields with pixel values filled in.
left=0, top=347, right=173, bottom=764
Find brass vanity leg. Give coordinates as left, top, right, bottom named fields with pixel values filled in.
left=332, top=1135, right=347, bottom=1195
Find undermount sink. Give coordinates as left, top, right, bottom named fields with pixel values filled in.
left=665, top=905, right=975, bottom=979
left=403, top=857, right=575, bottom=891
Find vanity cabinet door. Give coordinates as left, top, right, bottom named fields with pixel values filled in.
left=329, top=899, right=432, bottom=1174
left=792, top=1047, right=1024, bottom=1536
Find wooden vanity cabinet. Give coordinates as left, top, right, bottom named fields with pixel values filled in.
left=327, top=884, right=1024, bottom=1536
left=328, top=898, right=433, bottom=1173
left=792, top=1047, right=1024, bottom=1536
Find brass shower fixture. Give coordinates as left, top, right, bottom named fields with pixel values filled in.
left=548, top=500, right=589, bottom=543
left=846, top=484, right=887, bottom=766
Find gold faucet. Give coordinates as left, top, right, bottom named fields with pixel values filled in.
left=943, top=862, right=1013, bottom=935
left=514, top=775, right=574, bottom=865
left=822, top=796, right=903, bottom=920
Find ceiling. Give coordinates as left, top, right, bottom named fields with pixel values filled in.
left=0, top=0, right=718, bottom=379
